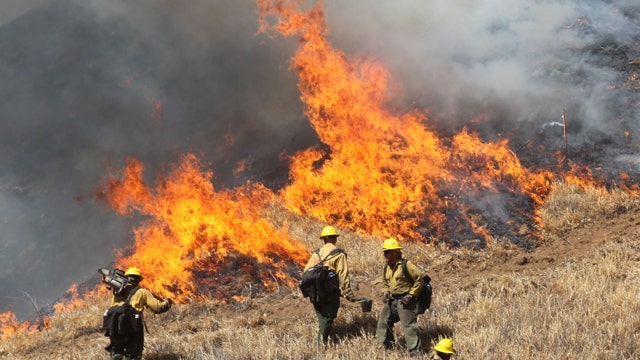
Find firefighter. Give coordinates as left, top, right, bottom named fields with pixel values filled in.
left=303, top=225, right=360, bottom=345
left=375, top=238, right=425, bottom=358
left=430, top=338, right=456, bottom=360
left=105, top=267, right=172, bottom=360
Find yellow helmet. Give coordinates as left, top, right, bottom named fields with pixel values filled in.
left=320, top=225, right=339, bottom=238
left=124, top=267, right=142, bottom=277
left=382, top=238, right=402, bottom=251
left=434, top=338, right=455, bottom=354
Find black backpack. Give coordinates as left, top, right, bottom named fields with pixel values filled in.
left=102, top=286, right=144, bottom=338
left=385, top=259, right=433, bottom=314
left=299, top=249, right=344, bottom=303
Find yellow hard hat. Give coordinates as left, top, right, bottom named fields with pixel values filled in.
left=434, top=338, right=455, bottom=354
left=382, top=238, right=402, bottom=251
left=320, top=225, right=339, bottom=238
left=124, top=267, right=142, bottom=277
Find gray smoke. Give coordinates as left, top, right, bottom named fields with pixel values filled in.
left=0, top=0, right=638, bottom=319
left=0, top=0, right=308, bottom=319
left=324, top=0, right=639, bottom=140
left=0, top=0, right=49, bottom=27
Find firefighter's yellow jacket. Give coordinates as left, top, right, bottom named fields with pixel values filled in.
left=112, top=285, right=171, bottom=314
left=382, top=259, right=424, bottom=297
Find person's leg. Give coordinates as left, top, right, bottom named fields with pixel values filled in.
left=314, top=297, right=340, bottom=345
left=398, top=299, right=421, bottom=356
left=376, top=299, right=399, bottom=348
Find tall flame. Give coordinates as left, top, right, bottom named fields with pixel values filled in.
left=4, top=0, right=636, bottom=338
left=98, top=154, right=307, bottom=302
left=94, top=0, right=624, bottom=306
left=258, top=0, right=555, bottom=243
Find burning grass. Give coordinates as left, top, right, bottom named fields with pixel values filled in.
left=2, top=0, right=640, bottom=357
left=96, top=154, right=310, bottom=303
left=256, top=0, right=567, bottom=247
left=2, top=184, right=640, bottom=358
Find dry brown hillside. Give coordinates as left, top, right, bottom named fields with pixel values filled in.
left=2, top=184, right=640, bottom=359
left=1, top=1, right=640, bottom=359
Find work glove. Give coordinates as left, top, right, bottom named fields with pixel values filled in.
left=346, top=294, right=359, bottom=302
left=381, top=292, right=390, bottom=303
left=400, top=294, right=413, bottom=306
left=163, top=298, right=173, bottom=308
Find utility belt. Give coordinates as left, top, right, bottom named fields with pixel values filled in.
left=390, top=292, right=409, bottom=299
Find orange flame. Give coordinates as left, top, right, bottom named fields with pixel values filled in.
left=258, top=0, right=556, bottom=242
left=91, top=0, right=631, bottom=308
left=98, top=154, right=308, bottom=302
left=0, top=311, right=38, bottom=340
left=52, top=284, right=104, bottom=313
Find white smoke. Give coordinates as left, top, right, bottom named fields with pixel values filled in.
left=323, top=0, right=639, bottom=133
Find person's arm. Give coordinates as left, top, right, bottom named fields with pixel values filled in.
left=406, top=261, right=425, bottom=297
left=333, top=253, right=356, bottom=299
left=381, top=265, right=390, bottom=294
left=138, top=288, right=171, bottom=314
left=381, top=265, right=391, bottom=303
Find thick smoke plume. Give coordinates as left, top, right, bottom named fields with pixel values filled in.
left=0, top=0, right=638, bottom=318
left=0, top=0, right=307, bottom=318
left=324, top=1, right=639, bottom=138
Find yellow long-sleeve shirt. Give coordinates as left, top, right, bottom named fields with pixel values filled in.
left=303, top=243, right=355, bottom=299
left=112, top=285, right=171, bottom=314
left=382, top=259, right=424, bottom=297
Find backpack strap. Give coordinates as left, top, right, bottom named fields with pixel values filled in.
left=400, top=259, right=414, bottom=284
left=124, top=285, right=140, bottom=306
left=316, top=248, right=344, bottom=265
left=383, top=260, right=415, bottom=283
left=401, top=260, right=432, bottom=286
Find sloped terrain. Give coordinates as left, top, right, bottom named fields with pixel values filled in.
left=2, top=205, right=639, bottom=359
left=1, top=1, right=640, bottom=358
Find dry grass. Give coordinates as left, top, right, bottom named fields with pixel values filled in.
left=2, top=182, right=640, bottom=359
left=540, top=181, right=640, bottom=236
left=441, top=239, right=640, bottom=358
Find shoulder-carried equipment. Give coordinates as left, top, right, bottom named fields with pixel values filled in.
left=102, top=286, right=144, bottom=337
left=300, top=248, right=344, bottom=303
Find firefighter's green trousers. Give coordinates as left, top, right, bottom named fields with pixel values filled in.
left=376, top=297, right=421, bottom=355
left=312, top=296, right=340, bottom=345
